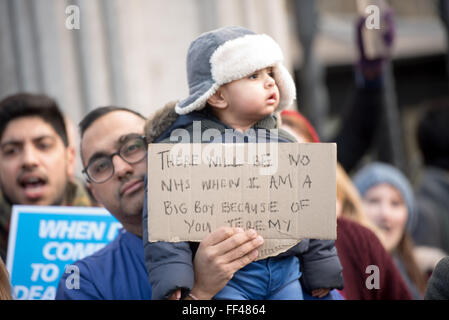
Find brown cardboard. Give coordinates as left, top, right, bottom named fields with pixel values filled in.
left=147, top=143, right=336, bottom=259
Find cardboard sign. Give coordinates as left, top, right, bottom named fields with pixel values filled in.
left=147, top=143, right=336, bottom=259
left=6, top=205, right=122, bottom=300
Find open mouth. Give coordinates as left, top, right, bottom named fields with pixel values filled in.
left=18, top=175, right=48, bottom=200
left=267, top=93, right=277, bottom=104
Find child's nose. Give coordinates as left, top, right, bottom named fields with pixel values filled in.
left=265, top=75, right=275, bottom=87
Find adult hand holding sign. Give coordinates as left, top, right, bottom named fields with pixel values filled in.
left=169, top=226, right=263, bottom=300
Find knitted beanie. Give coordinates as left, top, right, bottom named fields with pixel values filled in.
left=352, top=162, right=416, bottom=233
left=175, top=26, right=296, bottom=115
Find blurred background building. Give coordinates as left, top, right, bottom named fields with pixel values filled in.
left=0, top=0, right=448, bottom=179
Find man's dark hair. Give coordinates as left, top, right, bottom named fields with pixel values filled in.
left=79, top=106, right=146, bottom=139
left=417, top=104, right=449, bottom=170
left=78, top=107, right=146, bottom=166
left=0, top=93, right=69, bottom=146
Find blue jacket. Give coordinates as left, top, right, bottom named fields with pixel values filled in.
left=56, top=229, right=151, bottom=300
left=143, top=105, right=343, bottom=299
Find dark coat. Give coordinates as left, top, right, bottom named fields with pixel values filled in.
left=425, top=256, right=449, bottom=300
left=412, top=167, right=449, bottom=254
left=143, top=103, right=343, bottom=299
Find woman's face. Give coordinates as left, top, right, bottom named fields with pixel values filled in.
left=362, top=183, right=408, bottom=252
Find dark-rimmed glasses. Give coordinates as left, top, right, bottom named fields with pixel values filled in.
left=82, top=135, right=147, bottom=184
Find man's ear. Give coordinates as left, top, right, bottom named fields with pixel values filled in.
left=207, top=89, right=228, bottom=110
left=87, top=182, right=100, bottom=204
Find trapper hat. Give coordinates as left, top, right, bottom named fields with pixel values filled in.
left=175, top=26, right=296, bottom=115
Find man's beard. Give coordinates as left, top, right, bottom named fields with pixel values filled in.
left=119, top=188, right=144, bottom=218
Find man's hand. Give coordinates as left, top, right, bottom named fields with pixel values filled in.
left=182, top=226, right=263, bottom=300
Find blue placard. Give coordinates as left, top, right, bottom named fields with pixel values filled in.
left=6, top=205, right=122, bottom=300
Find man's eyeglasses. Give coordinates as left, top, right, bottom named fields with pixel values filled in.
left=82, top=135, right=147, bottom=184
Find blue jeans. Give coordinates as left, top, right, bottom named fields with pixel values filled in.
left=214, top=256, right=302, bottom=300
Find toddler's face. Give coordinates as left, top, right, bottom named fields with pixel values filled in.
left=220, top=66, right=280, bottom=123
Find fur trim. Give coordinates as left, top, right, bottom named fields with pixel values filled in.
left=145, top=101, right=179, bottom=143
left=210, top=34, right=283, bottom=85
left=275, top=63, right=297, bottom=110
left=175, top=83, right=220, bottom=115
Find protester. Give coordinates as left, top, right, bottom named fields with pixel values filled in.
left=424, top=256, right=449, bottom=300
left=335, top=164, right=412, bottom=299
left=143, top=26, right=343, bottom=300
left=0, top=256, right=12, bottom=300
left=410, top=103, right=449, bottom=280
left=281, top=109, right=412, bottom=299
left=0, top=93, right=93, bottom=261
left=56, top=106, right=265, bottom=299
left=353, top=162, right=427, bottom=299
left=412, top=104, right=449, bottom=255
left=333, top=4, right=397, bottom=173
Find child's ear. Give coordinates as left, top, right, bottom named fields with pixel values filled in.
left=207, top=89, right=227, bottom=109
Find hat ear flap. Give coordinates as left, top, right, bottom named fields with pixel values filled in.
left=175, top=83, right=220, bottom=115
left=274, top=64, right=297, bottom=111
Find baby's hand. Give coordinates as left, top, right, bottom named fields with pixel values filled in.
left=168, top=289, right=181, bottom=300
left=311, top=288, right=330, bottom=298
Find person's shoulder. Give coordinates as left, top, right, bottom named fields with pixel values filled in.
left=61, top=230, right=133, bottom=285
left=337, top=218, right=382, bottom=251
left=72, top=229, right=135, bottom=270
left=56, top=229, right=149, bottom=300
left=55, top=234, right=127, bottom=300
left=425, top=256, right=449, bottom=299
left=153, top=109, right=222, bottom=143
left=278, top=127, right=297, bottom=142
left=257, top=113, right=297, bottom=142
left=145, top=101, right=179, bottom=143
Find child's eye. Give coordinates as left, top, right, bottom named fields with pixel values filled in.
left=248, top=72, right=258, bottom=79
left=266, top=67, right=275, bottom=78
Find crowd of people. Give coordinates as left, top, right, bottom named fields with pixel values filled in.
left=0, top=11, right=448, bottom=301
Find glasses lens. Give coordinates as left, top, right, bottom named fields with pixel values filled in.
left=120, top=137, right=146, bottom=163
left=88, top=157, right=113, bottom=183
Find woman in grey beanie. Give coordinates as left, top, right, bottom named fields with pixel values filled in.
left=353, top=162, right=426, bottom=299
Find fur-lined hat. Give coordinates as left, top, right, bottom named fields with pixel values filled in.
left=175, top=26, right=296, bottom=115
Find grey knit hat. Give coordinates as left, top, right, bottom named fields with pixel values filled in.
left=175, top=26, right=296, bottom=115
left=353, top=162, right=416, bottom=233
